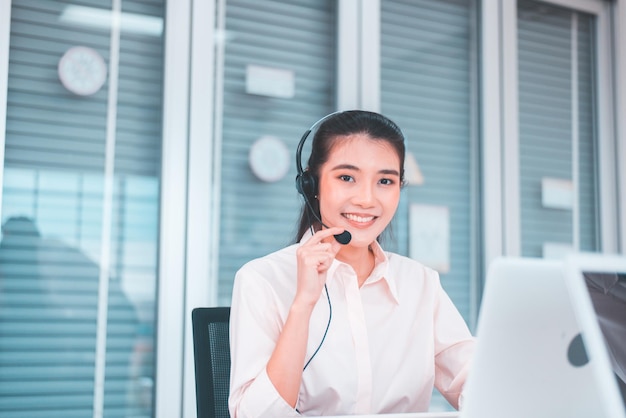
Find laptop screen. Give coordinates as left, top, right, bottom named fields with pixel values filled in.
left=583, top=272, right=626, bottom=406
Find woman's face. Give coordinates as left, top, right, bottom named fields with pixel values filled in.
left=317, top=134, right=402, bottom=248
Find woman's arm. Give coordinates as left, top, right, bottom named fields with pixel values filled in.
left=432, top=273, right=476, bottom=410
left=229, top=227, right=343, bottom=417
left=267, top=227, right=343, bottom=407
left=266, top=301, right=314, bottom=407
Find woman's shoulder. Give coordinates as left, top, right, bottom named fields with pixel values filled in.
left=231, top=244, right=300, bottom=315
left=386, top=251, right=438, bottom=273
left=385, top=251, right=442, bottom=287
left=236, top=243, right=298, bottom=284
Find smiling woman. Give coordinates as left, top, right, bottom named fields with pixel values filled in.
left=228, top=110, right=475, bottom=418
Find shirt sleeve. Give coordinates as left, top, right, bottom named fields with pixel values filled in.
left=228, top=262, right=300, bottom=418
left=431, top=272, right=476, bottom=410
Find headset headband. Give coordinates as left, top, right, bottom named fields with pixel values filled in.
left=295, top=111, right=342, bottom=177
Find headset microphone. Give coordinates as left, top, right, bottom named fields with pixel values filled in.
left=295, top=112, right=352, bottom=245
left=330, top=228, right=352, bottom=245
left=303, top=196, right=352, bottom=245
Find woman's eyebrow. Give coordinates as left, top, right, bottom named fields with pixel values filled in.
left=330, top=163, right=359, bottom=171
left=330, top=164, right=400, bottom=176
left=380, top=169, right=400, bottom=176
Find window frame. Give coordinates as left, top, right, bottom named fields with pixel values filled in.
left=481, top=0, right=620, bottom=267
left=618, top=1, right=626, bottom=254
left=156, top=0, right=193, bottom=417
left=0, top=0, right=10, bottom=208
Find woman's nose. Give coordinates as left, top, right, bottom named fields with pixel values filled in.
left=352, top=182, right=375, bottom=206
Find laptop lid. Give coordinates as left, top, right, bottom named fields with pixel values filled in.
left=565, top=253, right=626, bottom=408
left=461, top=256, right=626, bottom=418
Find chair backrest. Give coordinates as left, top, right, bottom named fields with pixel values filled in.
left=192, top=307, right=231, bottom=418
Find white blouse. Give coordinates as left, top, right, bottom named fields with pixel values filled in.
left=228, top=235, right=475, bottom=418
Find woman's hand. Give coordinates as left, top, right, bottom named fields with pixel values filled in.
left=293, top=227, right=344, bottom=308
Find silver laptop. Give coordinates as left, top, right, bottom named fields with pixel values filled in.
left=461, top=255, right=626, bottom=418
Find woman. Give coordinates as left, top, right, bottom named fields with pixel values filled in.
left=229, top=110, right=474, bottom=417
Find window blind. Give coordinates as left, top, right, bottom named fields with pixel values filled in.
left=518, top=0, right=599, bottom=257
left=380, top=0, right=478, bottom=324
left=0, top=1, right=164, bottom=417
left=576, top=14, right=599, bottom=252
left=217, top=0, right=337, bottom=305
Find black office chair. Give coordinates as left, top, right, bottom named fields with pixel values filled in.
left=192, top=307, right=231, bottom=418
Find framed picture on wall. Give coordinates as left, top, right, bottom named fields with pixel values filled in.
left=409, top=203, right=450, bottom=274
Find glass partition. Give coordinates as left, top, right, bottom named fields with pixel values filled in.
left=0, top=1, right=164, bottom=416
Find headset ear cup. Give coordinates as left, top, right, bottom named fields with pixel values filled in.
left=296, top=171, right=317, bottom=198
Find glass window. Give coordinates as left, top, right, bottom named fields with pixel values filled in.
left=0, top=1, right=164, bottom=416
left=216, top=0, right=337, bottom=305
left=518, top=0, right=600, bottom=258
left=380, top=0, right=479, bottom=324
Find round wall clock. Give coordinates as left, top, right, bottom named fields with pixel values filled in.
left=58, top=46, right=108, bottom=96
left=249, top=136, right=290, bottom=183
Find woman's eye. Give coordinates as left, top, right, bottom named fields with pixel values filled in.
left=339, top=175, right=353, bottom=182
left=379, top=178, right=394, bottom=185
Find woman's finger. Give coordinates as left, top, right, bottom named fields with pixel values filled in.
left=306, top=227, right=346, bottom=246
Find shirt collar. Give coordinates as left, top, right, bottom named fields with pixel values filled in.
left=299, top=230, right=399, bottom=304
left=365, top=240, right=399, bottom=304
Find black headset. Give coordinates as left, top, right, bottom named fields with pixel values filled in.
left=294, top=111, right=351, bottom=245
left=294, top=111, right=341, bottom=198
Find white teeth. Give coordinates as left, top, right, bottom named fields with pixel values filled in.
left=344, top=213, right=374, bottom=223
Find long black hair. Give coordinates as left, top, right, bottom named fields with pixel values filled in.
left=294, top=110, right=405, bottom=242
